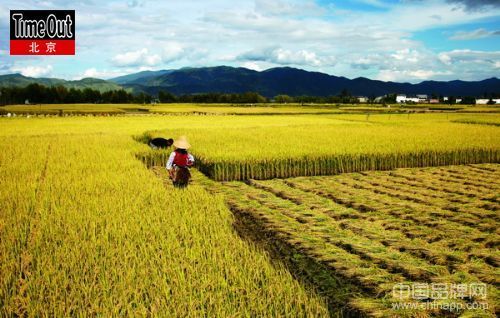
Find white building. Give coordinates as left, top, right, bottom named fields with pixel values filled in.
left=416, top=94, right=428, bottom=103
left=476, top=98, right=500, bottom=105
left=396, top=94, right=406, bottom=103
left=396, top=94, right=427, bottom=103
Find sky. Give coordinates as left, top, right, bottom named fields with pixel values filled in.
left=0, top=0, right=499, bottom=83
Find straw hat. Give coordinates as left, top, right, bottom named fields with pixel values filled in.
left=173, top=136, right=191, bottom=149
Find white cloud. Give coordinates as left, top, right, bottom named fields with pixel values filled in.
left=82, top=68, right=100, bottom=78
left=111, top=49, right=161, bottom=67
left=73, top=68, right=126, bottom=80
left=450, top=28, right=500, bottom=40
left=390, top=49, right=422, bottom=63
left=376, top=69, right=452, bottom=82
left=241, top=61, right=264, bottom=71
left=438, top=49, right=500, bottom=64
left=238, top=47, right=335, bottom=67
left=162, top=43, right=185, bottom=63
left=11, top=64, right=53, bottom=77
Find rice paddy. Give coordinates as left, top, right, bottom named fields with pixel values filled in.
left=1, top=107, right=499, bottom=317
left=138, top=113, right=500, bottom=180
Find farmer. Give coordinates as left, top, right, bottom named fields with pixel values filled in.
left=166, top=136, right=194, bottom=188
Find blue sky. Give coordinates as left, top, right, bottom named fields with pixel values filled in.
left=0, top=0, right=498, bottom=82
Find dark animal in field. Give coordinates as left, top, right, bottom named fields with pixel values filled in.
left=172, top=166, right=191, bottom=188
left=149, top=138, right=173, bottom=149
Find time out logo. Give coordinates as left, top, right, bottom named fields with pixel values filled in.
left=10, top=10, right=75, bottom=55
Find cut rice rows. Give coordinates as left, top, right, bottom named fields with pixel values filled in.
left=194, top=164, right=499, bottom=317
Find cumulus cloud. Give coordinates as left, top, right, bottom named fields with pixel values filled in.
left=111, top=49, right=161, bottom=67
left=450, top=28, right=500, bottom=40
left=11, top=64, right=53, bottom=77
left=237, top=47, right=335, bottom=67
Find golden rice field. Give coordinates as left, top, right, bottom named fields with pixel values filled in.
left=1, top=108, right=499, bottom=317
left=2, top=103, right=499, bottom=116
left=138, top=113, right=500, bottom=180
left=0, top=103, right=344, bottom=115
left=0, top=118, right=329, bottom=316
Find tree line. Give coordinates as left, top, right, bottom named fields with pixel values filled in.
left=0, top=83, right=496, bottom=105
left=0, top=83, right=145, bottom=105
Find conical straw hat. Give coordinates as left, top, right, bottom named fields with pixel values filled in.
left=173, top=136, right=191, bottom=149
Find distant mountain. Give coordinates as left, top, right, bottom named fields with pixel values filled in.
left=109, top=70, right=173, bottom=85
left=1, top=67, right=498, bottom=97
left=0, top=74, right=124, bottom=92
left=117, top=66, right=499, bottom=97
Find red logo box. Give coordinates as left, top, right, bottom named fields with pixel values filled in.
left=10, top=10, right=75, bottom=55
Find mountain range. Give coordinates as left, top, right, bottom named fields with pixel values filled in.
left=1, top=66, right=498, bottom=97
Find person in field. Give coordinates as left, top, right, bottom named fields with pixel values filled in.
left=166, top=136, right=194, bottom=188
left=149, top=137, right=173, bottom=149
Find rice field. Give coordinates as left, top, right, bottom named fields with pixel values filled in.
left=195, top=164, right=499, bottom=317
left=1, top=109, right=499, bottom=317
left=0, top=118, right=329, bottom=316
left=138, top=113, right=500, bottom=180
left=0, top=103, right=344, bottom=115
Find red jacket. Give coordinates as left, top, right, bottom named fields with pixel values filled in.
left=173, top=151, right=193, bottom=167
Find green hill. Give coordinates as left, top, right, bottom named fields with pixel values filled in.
left=0, top=74, right=125, bottom=92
